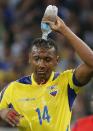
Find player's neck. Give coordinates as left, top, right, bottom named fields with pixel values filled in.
left=33, top=73, right=51, bottom=85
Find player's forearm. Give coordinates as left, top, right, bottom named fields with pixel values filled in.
left=60, top=24, right=93, bottom=67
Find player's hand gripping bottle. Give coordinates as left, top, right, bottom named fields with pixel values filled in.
left=41, top=5, right=58, bottom=40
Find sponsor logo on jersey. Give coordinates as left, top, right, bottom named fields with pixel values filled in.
left=17, top=98, right=36, bottom=102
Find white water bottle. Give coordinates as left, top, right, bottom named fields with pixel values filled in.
left=41, top=5, right=58, bottom=40
left=41, top=23, right=52, bottom=40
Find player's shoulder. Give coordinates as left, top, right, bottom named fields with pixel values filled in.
left=16, top=75, right=32, bottom=84
left=9, top=75, right=32, bottom=86
left=61, top=69, right=74, bottom=74
left=60, top=69, right=74, bottom=77
left=52, top=70, right=74, bottom=83
left=1, top=75, right=32, bottom=95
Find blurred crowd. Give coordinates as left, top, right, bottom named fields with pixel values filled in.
left=0, top=0, right=93, bottom=128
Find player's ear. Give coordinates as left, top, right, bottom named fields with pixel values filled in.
left=57, top=55, right=60, bottom=64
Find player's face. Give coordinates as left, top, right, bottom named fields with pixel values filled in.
left=29, top=46, right=59, bottom=83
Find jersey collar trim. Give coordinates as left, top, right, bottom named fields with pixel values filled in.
left=31, top=72, right=54, bottom=85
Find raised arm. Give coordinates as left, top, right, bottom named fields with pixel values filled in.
left=42, top=16, right=93, bottom=85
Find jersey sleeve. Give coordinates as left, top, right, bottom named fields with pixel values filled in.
left=63, top=69, right=81, bottom=94
left=60, top=69, right=82, bottom=111
left=0, top=83, right=12, bottom=110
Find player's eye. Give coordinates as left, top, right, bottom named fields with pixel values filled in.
left=34, top=56, right=39, bottom=61
left=45, top=57, right=51, bottom=62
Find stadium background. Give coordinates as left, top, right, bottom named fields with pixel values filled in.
left=0, top=0, right=93, bottom=130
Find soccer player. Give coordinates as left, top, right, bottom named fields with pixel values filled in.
left=0, top=16, right=93, bottom=131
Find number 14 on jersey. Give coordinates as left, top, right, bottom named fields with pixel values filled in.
left=36, top=106, right=50, bottom=125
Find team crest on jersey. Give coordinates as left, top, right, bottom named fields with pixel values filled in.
left=50, top=91, right=57, bottom=96
left=48, top=85, right=58, bottom=97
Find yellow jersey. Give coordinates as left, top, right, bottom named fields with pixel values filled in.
left=0, top=70, right=81, bottom=131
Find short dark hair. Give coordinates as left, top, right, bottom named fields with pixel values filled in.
left=30, top=38, right=58, bottom=55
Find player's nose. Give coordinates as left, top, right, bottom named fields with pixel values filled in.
left=38, top=59, right=46, bottom=68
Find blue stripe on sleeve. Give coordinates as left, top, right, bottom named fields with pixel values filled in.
left=68, top=84, right=77, bottom=111
left=73, top=73, right=84, bottom=86
left=17, top=76, right=32, bottom=84
left=0, top=86, right=8, bottom=102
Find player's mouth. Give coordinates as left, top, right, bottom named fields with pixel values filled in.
left=38, top=71, right=46, bottom=74
left=37, top=70, right=47, bottom=75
